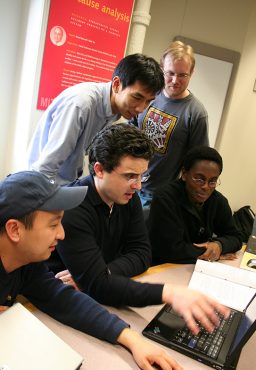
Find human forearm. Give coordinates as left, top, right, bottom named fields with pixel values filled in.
left=215, top=235, right=243, bottom=254
left=151, top=229, right=202, bottom=264
left=57, top=263, right=163, bottom=307
left=117, top=328, right=183, bottom=370
left=26, top=277, right=129, bottom=343
left=108, top=250, right=151, bottom=277
left=211, top=197, right=243, bottom=254
left=88, top=275, right=163, bottom=307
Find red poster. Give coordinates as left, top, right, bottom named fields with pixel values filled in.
left=37, top=0, right=134, bottom=110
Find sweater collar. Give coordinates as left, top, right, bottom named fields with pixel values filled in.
left=86, top=175, right=114, bottom=214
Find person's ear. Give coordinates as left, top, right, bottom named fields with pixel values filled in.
left=181, top=167, right=187, bottom=181
left=94, top=162, right=104, bottom=179
left=112, top=76, right=122, bottom=93
left=4, top=219, right=22, bottom=242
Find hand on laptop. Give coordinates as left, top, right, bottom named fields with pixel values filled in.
left=117, top=328, right=183, bottom=370
left=162, top=284, right=230, bottom=335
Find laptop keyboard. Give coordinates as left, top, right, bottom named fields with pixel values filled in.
left=164, top=305, right=236, bottom=359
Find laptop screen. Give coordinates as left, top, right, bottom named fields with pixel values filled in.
left=229, top=294, right=256, bottom=354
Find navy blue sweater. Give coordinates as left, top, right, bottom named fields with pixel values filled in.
left=0, top=259, right=128, bottom=343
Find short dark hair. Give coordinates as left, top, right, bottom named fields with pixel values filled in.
left=112, top=53, right=164, bottom=95
left=183, top=146, right=223, bottom=173
left=88, top=123, right=154, bottom=175
left=18, top=212, right=36, bottom=229
left=0, top=212, right=36, bottom=235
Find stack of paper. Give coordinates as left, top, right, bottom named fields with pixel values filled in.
left=189, top=259, right=256, bottom=311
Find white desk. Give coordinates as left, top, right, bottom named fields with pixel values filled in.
left=32, top=251, right=255, bottom=370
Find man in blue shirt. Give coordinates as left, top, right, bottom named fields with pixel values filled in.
left=27, top=54, right=164, bottom=185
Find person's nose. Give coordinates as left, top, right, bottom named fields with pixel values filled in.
left=56, top=223, right=65, bottom=241
left=201, top=181, right=211, bottom=190
left=135, top=100, right=149, bottom=113
left=130, top=179, right=142, bottom=191
left=172, top=74, right=179, bottom=83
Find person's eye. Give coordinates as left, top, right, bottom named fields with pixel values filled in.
left=194, top=178, right=205, bottom=184
left=132, top=95, right=142, bottom=100
left=124, top=174, right=139, bottom=181
left=125, top=174, right=134, bottom=180
left=164, top=71, right=175, bottom=77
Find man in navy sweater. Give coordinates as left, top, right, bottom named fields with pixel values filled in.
left=0, top=170, right=184, bottom=370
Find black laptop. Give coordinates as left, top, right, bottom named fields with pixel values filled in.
left=143, top=294, right=256, bottom=370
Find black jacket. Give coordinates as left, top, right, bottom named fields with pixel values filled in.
left=57, top=175, right=163, bottom=307
left=148, top=179, right=243, bottom=264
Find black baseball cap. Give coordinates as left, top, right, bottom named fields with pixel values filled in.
left=0, top=171, right=87, bottom=227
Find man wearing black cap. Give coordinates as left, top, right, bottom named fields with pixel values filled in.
left=0, top=170, right=183, bottom=370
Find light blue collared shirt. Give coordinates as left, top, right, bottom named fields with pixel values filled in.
left=27, top=82, right=120, bottom=184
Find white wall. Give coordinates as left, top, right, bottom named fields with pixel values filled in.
left=143, top=0, right=253, bottom=58
left=3, top=0, right=46, bottom=175
left=0, top=0, right=23, bottom=177
left=219, top=4, right=256, bottom=211
left=1, top=0, right=255, bottom=211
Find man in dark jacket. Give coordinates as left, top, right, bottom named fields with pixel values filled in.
left=148, top=146, right=243, bottom=264
left=56, top=124, right=229, bottom=337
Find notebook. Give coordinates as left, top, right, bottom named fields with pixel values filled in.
left=0, top=303, right=83, bottom=370
left=143, top=294, right=256, bottom=369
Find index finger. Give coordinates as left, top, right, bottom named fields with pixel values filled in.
left=209, top=298, right=230, bottom=319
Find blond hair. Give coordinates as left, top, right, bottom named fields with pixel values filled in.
left=160, top=41, right=195, bottom=73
